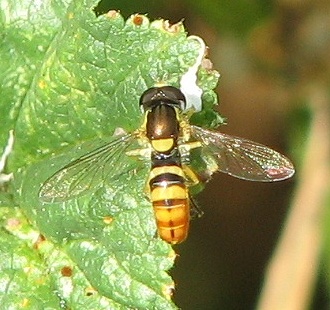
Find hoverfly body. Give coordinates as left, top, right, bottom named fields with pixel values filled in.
left=39, top=86, right=295, bottom=244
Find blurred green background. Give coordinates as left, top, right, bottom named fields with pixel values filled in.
left=95, top=1, right=330, bottom=309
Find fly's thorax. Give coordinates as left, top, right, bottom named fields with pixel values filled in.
left=145, top=104, right=181, bottom=154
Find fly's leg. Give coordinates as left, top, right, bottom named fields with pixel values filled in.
left=178, top=141, right=202, bottom=160
left=182, top=165, right=204, bottom=219
left=182, top=164, right=200, bottom=187
left=143, top=175, right=151, bottom=199
left=125, top=129, right=151, bottom=158
left=125, top=147, right=151, bottom=158
left=190, top=196, right=204, bottom=218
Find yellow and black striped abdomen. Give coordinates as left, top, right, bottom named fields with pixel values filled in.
left=149, top=158, right=190, bottom=244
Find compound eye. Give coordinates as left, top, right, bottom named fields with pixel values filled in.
left=139, top=87, right=158, bottom=112
left=140, top=87, right=158, bottom=110
left=139, top=86, right=186, bottom=112
left=160, top=86, right=185, bottom=100
left=160, top=86, right=186, bottom=109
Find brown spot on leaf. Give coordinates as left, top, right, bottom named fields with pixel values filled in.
left=132, top=14, right=144, bottom=26
left=61, top=266, right=73, bottom=277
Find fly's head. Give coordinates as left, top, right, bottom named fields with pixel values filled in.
left=139, top=86, right=186, bottom=113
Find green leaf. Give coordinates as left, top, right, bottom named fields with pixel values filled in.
left=9, top=5, right=221, bottom=169
left=0, top=0, right=72, bottom=151
left=0, top=207, right=60, bottom=309
left=1, top=1, right=221, bottom=309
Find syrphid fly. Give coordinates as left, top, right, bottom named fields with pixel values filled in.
left=39, top=86, right=295, bottom=244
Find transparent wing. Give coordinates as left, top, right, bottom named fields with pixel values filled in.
left=190, top=125, right=295, bottom=182
left=39, top=133, right=143, bottom=203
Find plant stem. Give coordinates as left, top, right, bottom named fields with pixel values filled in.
left=257, top=84, right=330, bottom=310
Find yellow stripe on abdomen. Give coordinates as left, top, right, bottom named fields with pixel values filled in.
left=151, top=184, right=187, bottom=201
left=149, top=165, right=185, bottom=180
